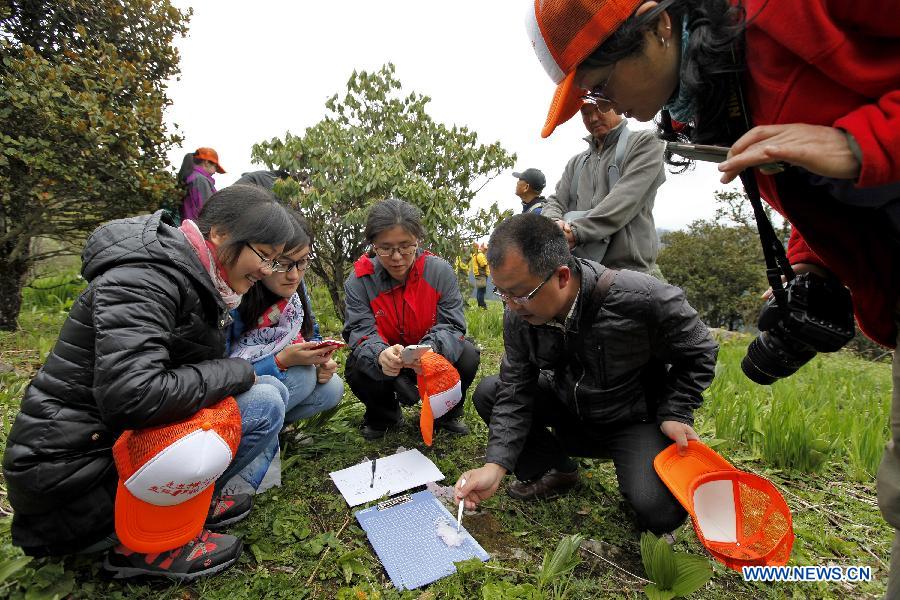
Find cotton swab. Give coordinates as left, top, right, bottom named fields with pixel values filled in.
left=456, top=477, right=466, bottom=533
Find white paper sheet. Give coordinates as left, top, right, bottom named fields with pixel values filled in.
left=330, top=449, right=445, bottom=506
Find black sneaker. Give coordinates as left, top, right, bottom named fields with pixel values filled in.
left=206, top=493, right=253, bottom=530
left=102, top=529, right=242, bottom=581
left=435, top=417, right=470, bottom=435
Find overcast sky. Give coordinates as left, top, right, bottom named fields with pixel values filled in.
left=164, top=0, right=741, bottom=232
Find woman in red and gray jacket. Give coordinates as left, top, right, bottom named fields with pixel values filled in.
left=342, top=199, right=480, bottom=440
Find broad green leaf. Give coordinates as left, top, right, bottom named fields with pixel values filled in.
left=482, top=581, right=542, bottom=600
left=651, top=537, right=677, bottom=590
left=453, top=557, right=485, bottom=574
left=0, top=555, right=32, bottom=583
left=250, top=540, right=276, bottom=562
left=24, top=561, right=75, bottom=600
left=640, top=531, right=658, bottom=579
left=538, top=533, right=584, bottom=589
left=336, top=548, right=369, bottom=584
left=643, top=583, right=677, bottom=600
left=670, top=553, right=713, bottom=596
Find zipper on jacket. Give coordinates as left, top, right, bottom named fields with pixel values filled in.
left=569, top=332, right=584, bottom=418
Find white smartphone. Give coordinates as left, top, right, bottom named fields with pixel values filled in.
left=401, top=344, right=431, bottom=363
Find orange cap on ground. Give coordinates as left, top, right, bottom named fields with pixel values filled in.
left=654, top=441, right=794, bottom=570
left=688, top=470, right=794, bottom=569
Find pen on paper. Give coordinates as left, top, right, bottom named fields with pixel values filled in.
left=370, top=457, right=377, bottom=488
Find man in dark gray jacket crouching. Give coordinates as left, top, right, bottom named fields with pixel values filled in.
left=454, top=213, right=717, bottom=535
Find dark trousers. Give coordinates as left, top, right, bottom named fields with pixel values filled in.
left=347, top=339, right=481, bottom=430
left=473, top=374, right=687, bottom=535
left=475, top=286, right=487, bottom=308
left=474, top=275, right=488, bottom=308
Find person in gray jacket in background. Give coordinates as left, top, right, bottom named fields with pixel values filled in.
left=542, top=102, right=666, bottom=277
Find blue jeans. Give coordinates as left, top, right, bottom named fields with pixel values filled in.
left=214, top=375, right=287, bottom=495
left=237, top=366, right=344, bottom=489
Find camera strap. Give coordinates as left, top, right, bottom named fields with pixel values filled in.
left=727, top=61, right=795, bottom=312
left=740, top=170, right=795, bottom=311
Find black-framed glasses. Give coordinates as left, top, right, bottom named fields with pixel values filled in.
left=582, top=63, right=617, bottom=111
left=495, top=269, right=556, bottom=305
left=373, top=243, right=418, bottom=258
left=272, top=255, right=314, bottom=273
left=244, top=242, right=278, bottom=270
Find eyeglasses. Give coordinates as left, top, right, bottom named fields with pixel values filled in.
left=272, top=255, right=314, bottom=273
left=244, top=242, right=278, bottom=270
left=494, top=270, right=556, bottom=305
left=373, top=243, right=418, bottom=258
left=582, top=63, right=617, bottom=112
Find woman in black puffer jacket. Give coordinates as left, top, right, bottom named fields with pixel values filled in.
left=3, top=185, right=295, bottom=581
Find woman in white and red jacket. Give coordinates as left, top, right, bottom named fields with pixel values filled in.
left=342, top=199, right=480, bottom=440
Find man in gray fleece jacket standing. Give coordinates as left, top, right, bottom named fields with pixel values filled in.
left=542, top=102, right=665, bottom=277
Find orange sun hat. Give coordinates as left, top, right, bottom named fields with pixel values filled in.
left=654, top=441, right=794, bottom=571
left=526, top=0, right=644, bottom=137
left=416, top=351, right=462, bottom=446
left=112, top=398, right=241, bottom=553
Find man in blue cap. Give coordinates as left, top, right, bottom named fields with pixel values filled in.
left=513, top=168, right=547, bottom=215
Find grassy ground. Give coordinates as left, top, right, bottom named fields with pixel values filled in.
left=0, top=284, right=893, bottom=599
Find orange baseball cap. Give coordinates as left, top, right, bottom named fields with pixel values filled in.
left=654, top=441, right=794, bottom=570
left=194, top=147, right=226, bottom=173
left=416, top=351, right=462, bottom=446
left=526, top=0, right=643, bottom=137
left=112, top=398, right=242, bottom=553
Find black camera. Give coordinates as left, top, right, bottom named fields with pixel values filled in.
left=741, top=272, right=855, bottom=385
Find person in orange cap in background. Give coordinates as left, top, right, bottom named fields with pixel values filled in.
left=178, top=147, right=225, bottom=222
left=524, top=0, right=899, bottom=594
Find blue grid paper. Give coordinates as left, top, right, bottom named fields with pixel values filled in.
left=355, top=491, right=490, bottom=590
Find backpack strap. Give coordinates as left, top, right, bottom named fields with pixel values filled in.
left=589, top=266, right=618, bottom=311
left=567, top=152, right=590, bottom=210
left=606, top=126, right=631, bottom=189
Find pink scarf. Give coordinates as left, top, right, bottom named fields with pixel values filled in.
left=179, top=219, right=242, bottom=310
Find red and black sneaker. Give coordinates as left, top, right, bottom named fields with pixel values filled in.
left=206, top=493, right=253, bottom=530
left=102, top=529, right=243, bottom=581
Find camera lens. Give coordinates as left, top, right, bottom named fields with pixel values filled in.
left=741, top=330, right=817, bottom=385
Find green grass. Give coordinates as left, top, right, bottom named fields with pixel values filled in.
left=704, top=341, right=892, bottom=478
left=0, top=294, right=893, bottom=599
left=20, top=271, right=86, bottom=313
